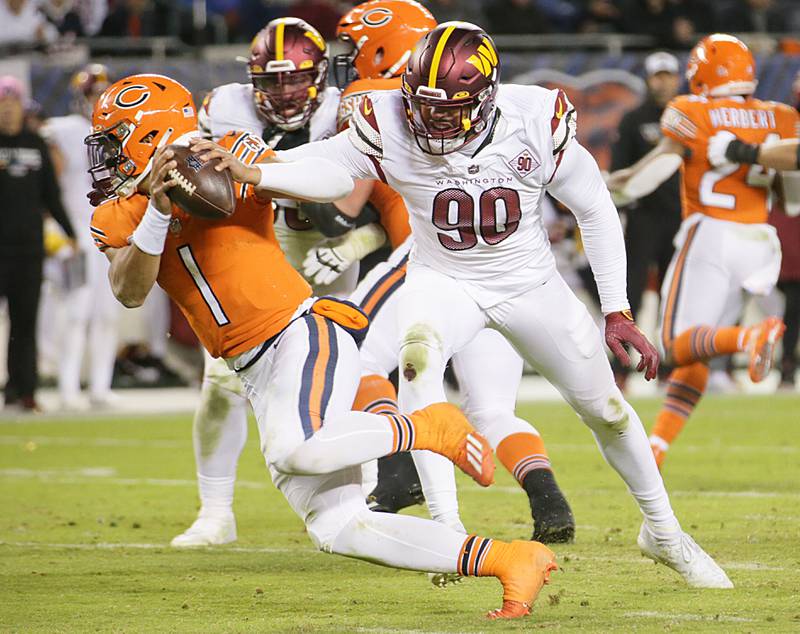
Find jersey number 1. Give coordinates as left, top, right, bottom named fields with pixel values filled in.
left=432, top=187, right=521, bottom=251
left=178, top=245, right=231, bottom=327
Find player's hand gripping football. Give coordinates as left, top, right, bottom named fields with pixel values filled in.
left=189, top=138, right=260, bottom=186
left=605, top=310, right=659, bottom=381
left=150, top=145, right=180, bottom=215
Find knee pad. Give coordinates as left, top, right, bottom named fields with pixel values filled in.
left=305, top=496, right=368, bottom=553
left=399, top=323, right=444, bottom=383
left=576, top=388, right=631, bottom=434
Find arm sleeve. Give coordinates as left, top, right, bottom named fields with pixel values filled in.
left=546, top=141, right=630, bottom=314
left=275, top=130, right=380, bottom=182
left=40, top=141, right=75, bottom=238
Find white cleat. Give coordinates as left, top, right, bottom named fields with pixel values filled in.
left=637, top=523, right=733, bottom=589
left=170, top=513, right=237, bottom=548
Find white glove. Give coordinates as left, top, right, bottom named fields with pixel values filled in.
left=303, top=223, right=387, bottom=287
left=707, top=130, right=738, bottom=168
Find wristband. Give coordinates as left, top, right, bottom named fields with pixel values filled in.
left=725, top=139, right=760, bottom=165
left=131, top=200, right=172, bottom=255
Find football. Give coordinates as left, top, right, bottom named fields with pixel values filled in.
left=165, top=144, right=236, bottom=220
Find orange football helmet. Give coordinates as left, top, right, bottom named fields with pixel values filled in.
left=686, top=34, right=757, bottom=98
left=335, top=0, right=436, bottom=85
left=85, top=74, right=198, bottom=204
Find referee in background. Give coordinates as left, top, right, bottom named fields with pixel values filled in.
left=610, top=52, right=682, bottom=388
left=0, top=76, right=75, bottom=412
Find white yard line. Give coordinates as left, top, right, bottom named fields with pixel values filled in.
left=0, top=435, right=187, bottom=448
left=0, top=541, right=294, bottom=554
left=623, top=610, right=755, bottom=623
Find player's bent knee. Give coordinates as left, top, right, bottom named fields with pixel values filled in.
left=575, top=389, right=631, bottom=433
left=306, top=504, right=368, bottom=553
left=399, top=323, right=444, bottom=383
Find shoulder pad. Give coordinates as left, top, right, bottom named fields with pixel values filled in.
left=348, top=95, right=383, bottom=160
left=551, top=89, right=577, bottom=156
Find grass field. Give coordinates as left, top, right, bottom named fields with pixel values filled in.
left=1, top=395, right=799, bottom=633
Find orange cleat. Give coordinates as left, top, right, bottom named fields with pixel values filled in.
left=747, top=317, right=786, bottom=383
left=487, top=541, right=557, bottom=620
left=410, top=402, right=495, bottom=487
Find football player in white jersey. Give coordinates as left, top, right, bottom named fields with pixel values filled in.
left=40, top=64, right=120, bottom=409
left=308, top=0, right=576, bottom=548
left=171, top=17, right=379, bottom=546
left=276, top=22, right=733, bottom=589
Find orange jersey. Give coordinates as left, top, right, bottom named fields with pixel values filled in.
left=338, top=77, right=410, bottom=248
left=661, top=94, right=800, bottom=224
left=90, top=131, right=311, bottom=358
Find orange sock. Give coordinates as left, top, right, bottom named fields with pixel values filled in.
left=670, top=326, right=748, bottom=366
left=457, top=535, right=497, bottom=577
left=496, top=432, right=551, bottom=484
left=353, top=374, right=399, bottom=415
left=650, top=362, right=709, bottom=448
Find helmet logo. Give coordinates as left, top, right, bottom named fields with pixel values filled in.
left=114, top=85, right=151, bottom=109
left=362, top=7, right=392, bottom=27
left=467, top=39, right=498, bottom=78
left=303, top=29, right=325, bottom=51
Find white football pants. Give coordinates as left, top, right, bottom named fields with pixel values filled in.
left=351, top=238, right=537, bottom=530
left=58, top=248, right=120, bottom=403
left=397, top=264, right=680, bottom=536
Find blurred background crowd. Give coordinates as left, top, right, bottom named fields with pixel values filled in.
left=2, top=0, right=800, bottom=51
left=1, top=0, right=800, bottom=412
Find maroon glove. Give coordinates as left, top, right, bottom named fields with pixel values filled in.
left=605, top=310, right=659, bottom=381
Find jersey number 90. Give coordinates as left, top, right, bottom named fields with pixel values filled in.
left=432, top=187, right=521, bottom=251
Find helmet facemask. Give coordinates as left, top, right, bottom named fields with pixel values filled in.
left=85, top=121, right=139, bottom=204
left=250, top=60, right=328, bottom=131
left=402, top=84, right=495, bottom=155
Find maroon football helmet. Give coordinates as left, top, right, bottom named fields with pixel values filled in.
left=248, top=17, right=328, bottom=130
left=402, top=22, right=499, bottom=155
left=70, top=63, right=110, bottom=119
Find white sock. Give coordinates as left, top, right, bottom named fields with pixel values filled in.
left=330, top=509, right=464, bottom=572
left=193, top=380, right=249, bottom=516
left=412, top=450, right=464, bottom=532
left=590, top=401, right=680, bottom=536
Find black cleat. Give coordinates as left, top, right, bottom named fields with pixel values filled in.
left=366, top=452, right=425, bottom=513
left=523, top=469, right=575, bottom=544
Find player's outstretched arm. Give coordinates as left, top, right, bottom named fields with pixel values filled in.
left=189, top=137, right=354, bottom=203
left=708, top=131, right=800, bottom=172
left=548, top=142, right=659, bottom=379
left=104, top=146, right=177, bottom=307
left=605, top=137, right=685, bottom=203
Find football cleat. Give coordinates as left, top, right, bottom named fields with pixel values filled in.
left=488, top=541, right=557, bottom=619
left=637, top=522, right=733, bottom=588
left=170, top=513, right=237, bottom=548
left=747, top=317, right=786, bottom=383
left=410, top=402, right=495, bottom=487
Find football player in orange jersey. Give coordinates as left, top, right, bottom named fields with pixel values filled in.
left=86, top=73, right=559, bottom=619
left=305, top=0, right=575, bottom=550
left=607, top=34, right=799, bottom=468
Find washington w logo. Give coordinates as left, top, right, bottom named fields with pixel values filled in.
left=113, top=85, right=151, bottom=109
left=361, top=7, right=392, bottom=27
left=467, top=38, right=498, bottom=78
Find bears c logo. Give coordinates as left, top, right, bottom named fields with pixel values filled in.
left=113, top=85, right=151, bottom=109
left=361, top=7, right=392, bottom=27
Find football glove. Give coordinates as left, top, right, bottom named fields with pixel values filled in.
left=605, top=310, right=659, bottom=381
left=303, top=223, right=387, bottom=287
left=707, top=130, right=759, bottom=168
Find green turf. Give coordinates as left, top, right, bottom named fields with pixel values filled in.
left=1, top=395, right=799, bottom=633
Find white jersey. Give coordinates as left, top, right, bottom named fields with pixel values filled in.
left=40, top=114, right=93, bottom=250
left=198, top=82, right=341, bottom=271
left=276, top=84, right=629, bottom=313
